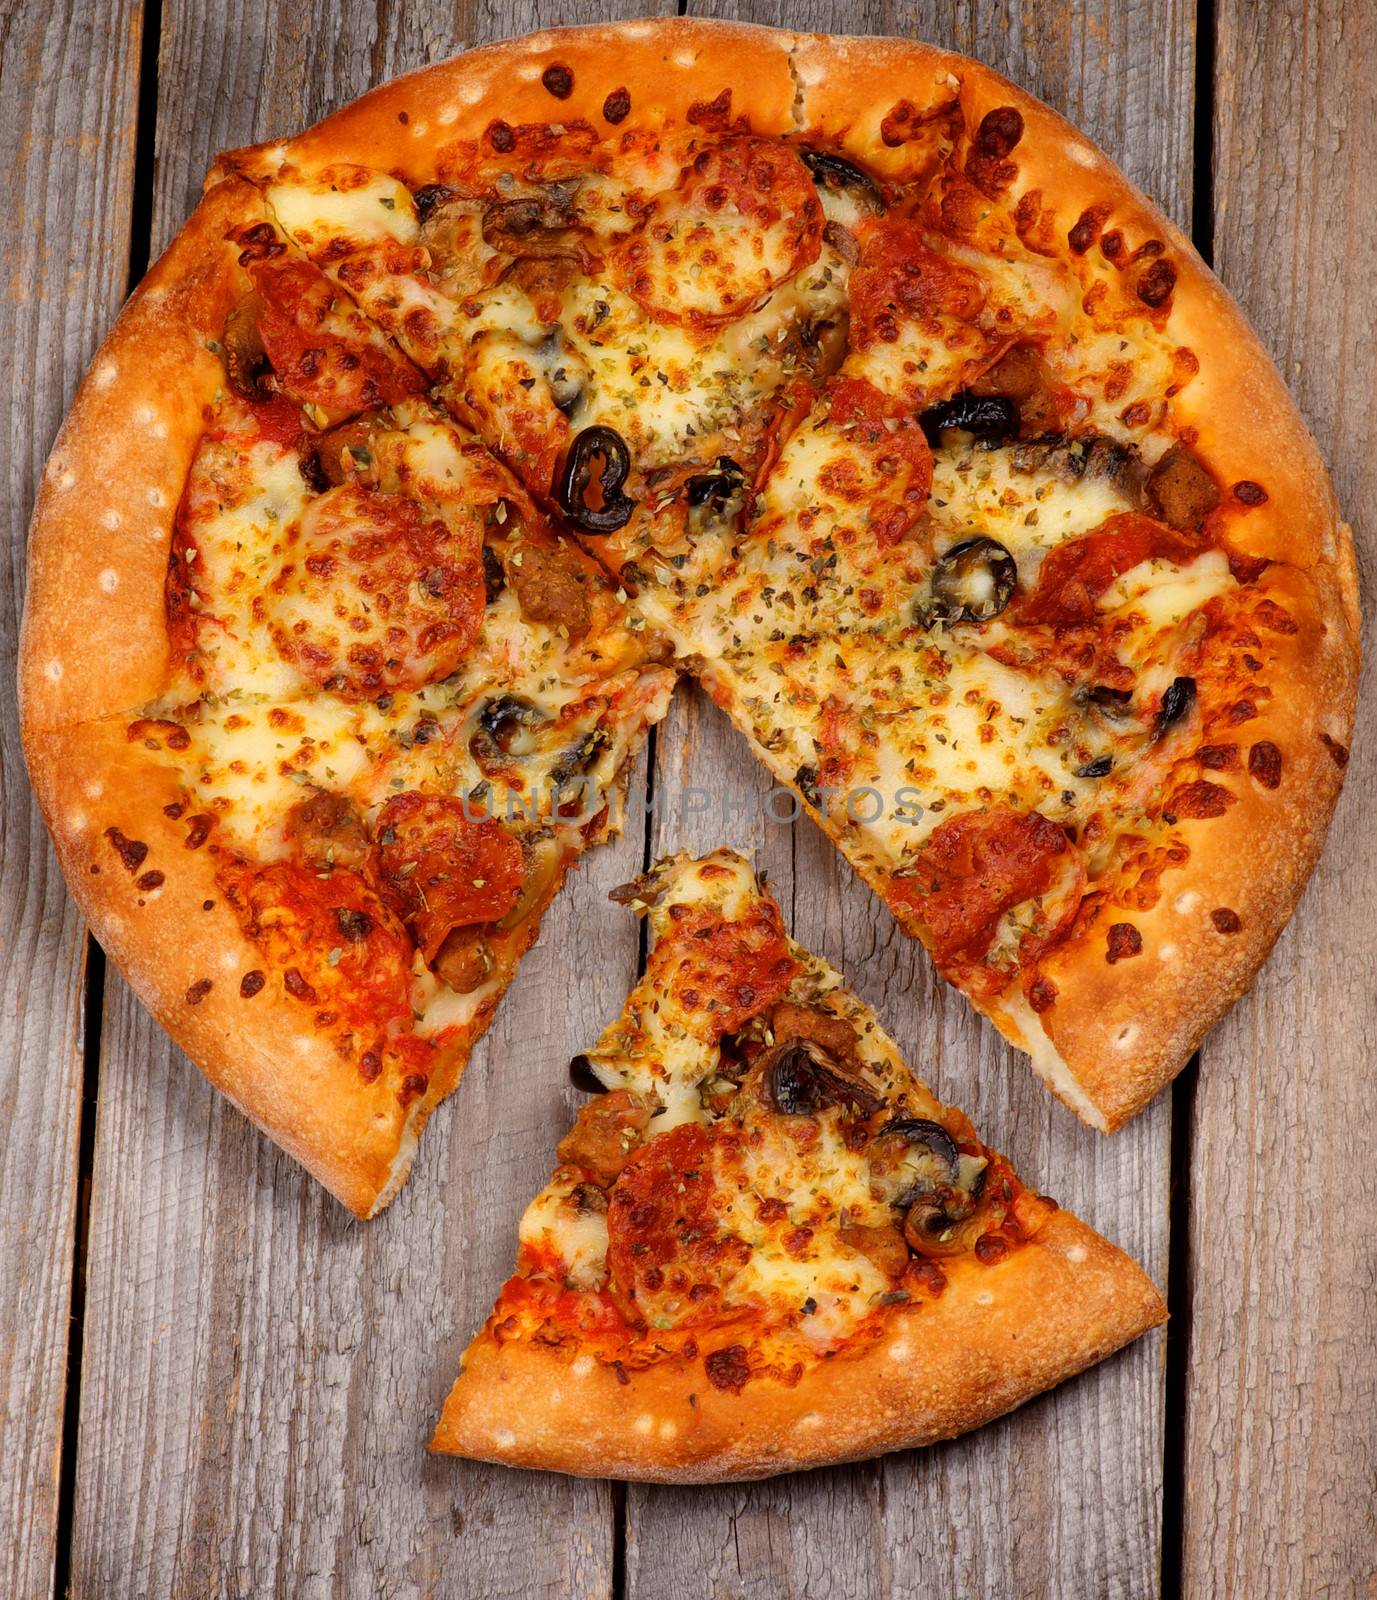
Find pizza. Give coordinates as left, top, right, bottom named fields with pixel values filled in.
left=432, top=848, right=1165, bottom=1480
left=20, top=19, right=1358, bottom=1223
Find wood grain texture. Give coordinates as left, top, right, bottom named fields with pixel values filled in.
left=626, top=2, right=1189, bottom=1596
left=1181, top=4, right=1377, bottom=1595
left=65, top=4, right=662, bottom=1597
left=0, top=4, right=142, bottom=1597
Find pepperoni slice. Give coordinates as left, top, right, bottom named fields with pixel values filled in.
left=652, top=901, right=799, bottom=1040
left=606, top=1123, right=749, bottom=1329
left=847, top=217, right=986, bottom=348
left=818, top=377, right=934, bottom=546
left=246, top=255, right=427, bottom=418
left=1019, top=511, right=1204, bottom=626
left=615, top=136, right=823, bottom=327
left=376, top=793, right=525, bottom=961
left=264, top=483, right=485, bottom=698
left=216, top=859, right=414, bottom=1034
left=886, top=807, right=1071, bottom=971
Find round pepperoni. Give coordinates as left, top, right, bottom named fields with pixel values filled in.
left=847, top=218, right=986, bottom=347
left=615, top=136, right=823, bottom=327
left=1019, top=511, right=1205, bottom=626
left=376, top=792, right=525, bottom=961
left=887, top=807, right=1071, bottom=970
left=247, top=255, right=427, bottom=418
left=606, top=1123, right=749, bottom=1329
left=216, top=859, right=414, bottom=1034
left=264, top=483, right=485, bottom=698
left=816, top=377, right=934, bottom=546
left=656, top=902, right=799, bottom=1040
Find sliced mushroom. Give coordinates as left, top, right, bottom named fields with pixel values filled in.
left=469, top=695, right=550, bottom=771
left=222, top=293, right=272, bottom=402
left=1012, top=432, right=1145, bottom=500
left=796, top=149, right=882, bottom=216
left=495, top=832, right=564, bottom=933
left=548, top=727, right=611, bottom=802
left=902, top=1195, right=986, bottom=1259
left=764, top=1039, right=884, bottom=1117
left=918, top=537, right=1018, bottom=627
left=919, top=394, right=1020, bottom=448
left=867, top=1118, right=960, bottom=1208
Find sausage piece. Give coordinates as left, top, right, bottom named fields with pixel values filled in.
left=970, top=343, right=1063, bottom=436
left=837, top=1221, right=910, bottom=1279
left=770, top=999, right=860, bottom=1061
left=1146, top=444, right=1221, bottom=529
left=556, top=1090, right=652, bottom=1184
left=284, top=790, right=372, bottom=872
left=508, top=541, right=592, bottom=639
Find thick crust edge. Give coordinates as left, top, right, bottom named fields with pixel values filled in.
left=431, top=1209, right=1165, bottom=1482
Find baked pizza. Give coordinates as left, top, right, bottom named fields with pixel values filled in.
left=21, top=19, right=1358, bottom=1219
left=433, top=849, right=1165, bottom=1480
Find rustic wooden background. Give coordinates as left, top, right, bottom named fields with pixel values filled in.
left=2, top=1, right=1372, bottom=1596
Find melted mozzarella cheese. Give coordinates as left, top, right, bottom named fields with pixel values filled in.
left=520, top=1184, right=610, bottom=1290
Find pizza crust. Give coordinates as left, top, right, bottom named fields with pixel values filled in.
left=20, top=178, right=270, bottom=734
left=25, top=715, right=551, bottom=1217
left=431, top=1208, right=1165, bottom=1482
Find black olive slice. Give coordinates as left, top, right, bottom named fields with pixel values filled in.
left=919, top=537, right=1018, bottom=627
left=1154, top=675, right=1197, bottom=738
left=919, top=394, right=1020, bottom=447
left=1074, top=753, right=1114, bottom=779
left=766, top=1040, right=884, bottom=1117
left=469, top=695, right=548, bottom=769
left=555, top=425, right=636, bottom=533
left=684, top=456, right=746, bottom=526
left=568, top=1053, right=606, bottom=1094
left=685, top=456, right=745, bottom=509
left=799, top=148, right=885, bottom=213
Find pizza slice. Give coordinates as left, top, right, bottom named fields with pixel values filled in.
left=432, top=848, right=1165, bottom=1481
left=597, top=111, right=1355, bottom=1130
left=22, top=185, right=673, bottom=1217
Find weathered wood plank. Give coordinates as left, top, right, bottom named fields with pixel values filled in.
left=66, top=4, right=662, bottom=1597
left=0, top=4, right=142, bottom=1597
left=1182, top=5, right=1377, bottom=1594
left=627, top=2, right=1187, bottom=1595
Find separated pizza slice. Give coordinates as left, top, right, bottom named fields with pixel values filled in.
left=22, top=180, right=675, bottom=1218
left=432, top=848, right=1164, bottom=1482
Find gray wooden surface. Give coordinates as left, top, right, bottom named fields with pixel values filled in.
left=1, top=1, right=1371, bottom=1596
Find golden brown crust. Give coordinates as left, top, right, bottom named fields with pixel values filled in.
left=19, top=178, right=268, bottom=734
left=23, top=716, right=549, bottom=1217
left=212, top=18, right=803, bottom=188
left=431, top=1209, right=1165, bottom=1481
